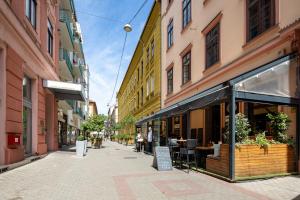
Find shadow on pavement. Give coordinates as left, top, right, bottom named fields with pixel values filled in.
left=60, top=145, right=76, bottom=152
left=292, top=195, right=300, bottom=200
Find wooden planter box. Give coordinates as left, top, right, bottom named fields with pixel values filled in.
left=206, top=144, right=296, bottom=178
left=235, top=144, right=296, bottom=177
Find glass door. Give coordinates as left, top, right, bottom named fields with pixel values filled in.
left=23, top=76, right=32, bottom=156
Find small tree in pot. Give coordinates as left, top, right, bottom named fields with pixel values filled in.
left=81, top=114, right=107, bottom=149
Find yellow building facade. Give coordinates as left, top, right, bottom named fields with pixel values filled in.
left=117, top=1, right=161, bottom=134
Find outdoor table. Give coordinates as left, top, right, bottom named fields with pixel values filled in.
left=195, top=146, right=214, bottom=169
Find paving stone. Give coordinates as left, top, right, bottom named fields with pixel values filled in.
left=0, top=141, right=299, bottom=200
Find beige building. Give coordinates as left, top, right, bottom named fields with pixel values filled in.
left=88, top=100, right=98, bottom=117
left=138, top=0, right=300, bottom=180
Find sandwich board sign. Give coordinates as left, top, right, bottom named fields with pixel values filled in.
left=153, top=146, right=172, bottom=171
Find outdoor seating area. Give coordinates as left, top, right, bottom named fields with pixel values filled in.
left=136, top=54, right=300, bottom=181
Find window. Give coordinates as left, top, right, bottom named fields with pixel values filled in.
left=141, top=87, right=143, bottom=105
left=205, top=23, right=220, bottom=68
left=151, top=39, right=154, bottom=58
left=137, top=68, right=139, bottom=82
left=137, top=92, right=139, bottom=107
left=182, top=51, right=191, bottom=85
left=141, top=61, right=143, bottom=78
left=47, top=19, right=53, bottom=56
left=146, top=78, right=150, bottom=96
left=167, top=68, right=173, bottom=94
left=167, top=19, right=174, bottom=48
left=25, top=0, right=37, bottom=28
left=247, top=0, right=275, bottom=41
left=182, top=0, right=191, bottom=29
left=150, top=74, right=154, bottom=93
left=146, top=47, right=150, bottom=63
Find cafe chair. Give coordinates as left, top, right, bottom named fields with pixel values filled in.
left=168, top=138, right=179, bottom=166
left=179, top=139, right=197, bottom=173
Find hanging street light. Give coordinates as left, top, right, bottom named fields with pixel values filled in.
left=123, top=24, right=132, bottom=32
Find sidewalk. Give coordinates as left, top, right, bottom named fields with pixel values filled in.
left=0, top=141, right=299, bottom=200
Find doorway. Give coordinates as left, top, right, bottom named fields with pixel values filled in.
left=205, top=105, right=221, bottom=144
left=22, top=76, right=32, bottom=156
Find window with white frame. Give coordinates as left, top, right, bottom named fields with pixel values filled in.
left=25, top=0, right=37, bottom=28
left=47, top=19, right=53, bottom=56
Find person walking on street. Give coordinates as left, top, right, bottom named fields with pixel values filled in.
left=136, top=131, right=143, bottom=152
left=147, top=127, right=152, bottom=153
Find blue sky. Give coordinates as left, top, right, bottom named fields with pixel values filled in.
left=74, top=0, right=154, bottom=114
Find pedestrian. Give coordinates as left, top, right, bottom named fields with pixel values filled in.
left=136, top=131, right=143, bottom=152
left=147, top=127, right=152, bottom=153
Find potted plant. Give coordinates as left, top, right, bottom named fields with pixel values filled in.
left=76, top=135, right=85, bottom=157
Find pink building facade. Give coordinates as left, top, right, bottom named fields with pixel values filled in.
left=137, top=0, right=300, bottom=180
left=0, top=0, right=60, bottom=165
left=161, top=0, right=300, bottom=107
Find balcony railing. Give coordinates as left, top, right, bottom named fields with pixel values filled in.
left=75, top=107, right=84, bottom=118
left=66, top=100, right=74, bottom=109
left=59, top=48, right=73, bottom=75
left=59, top=10, right=74, bottom=46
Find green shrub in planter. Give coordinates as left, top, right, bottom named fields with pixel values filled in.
left=77, top=135, right=84, bottom=141
left=224, top=113, right=251, bottom=143
left=267, top=112, right=291, bottom=143
left=255, top=132, right=270, bottom=148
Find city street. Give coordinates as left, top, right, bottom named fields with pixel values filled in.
left=0, top=141, right=299, bottom=200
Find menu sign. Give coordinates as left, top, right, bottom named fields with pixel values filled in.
left=153, top=146, right=172, bottom=171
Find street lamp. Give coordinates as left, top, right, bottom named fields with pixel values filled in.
left=123, top=23, right=132, bottom=32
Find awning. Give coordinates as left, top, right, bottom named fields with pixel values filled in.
left=136, top=53, right=299, bottom=126
left=136, top=84, right=229, bottom=126
left=43, top=80, right=85, bottom=101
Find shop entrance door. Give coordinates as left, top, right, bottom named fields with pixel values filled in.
left=22, top=76, right=32, bottom=156
left=205, top=105, right=221, bottom=144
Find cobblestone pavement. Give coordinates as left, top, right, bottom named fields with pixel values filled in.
left=0, top=141, right=299, bottom=200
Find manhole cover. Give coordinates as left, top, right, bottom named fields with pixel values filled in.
left=115, top=149, right=120, bottom=150
left=123, top=157, right=137, bottom=159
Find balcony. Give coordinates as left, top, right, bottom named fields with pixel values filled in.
left=59, top=48, right=73, bottom=80
left=74, top=107, right=84, bottom=118
left=66, top=100, right=74, bottom=109
left=59, top=10, right=74, bottom=50
left=73, top=56, right=84, bottom=78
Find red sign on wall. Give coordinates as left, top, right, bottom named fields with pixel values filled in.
left=7, top=134, right=21, bottom=145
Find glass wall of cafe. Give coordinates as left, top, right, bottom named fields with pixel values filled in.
left=154, top=55, right=300, bottom=180
left=137, top=119, right=168, bottom=154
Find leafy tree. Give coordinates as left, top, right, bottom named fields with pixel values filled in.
left=81, top=114, right=107, bottom=134
left=120, top=114, right=136, bottom=135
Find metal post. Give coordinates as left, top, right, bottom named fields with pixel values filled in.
left=296, top=104, right=300, bottom=172
left=187, top=110, right=191, bottom=139
left=229, top=86, right=236, bottom=181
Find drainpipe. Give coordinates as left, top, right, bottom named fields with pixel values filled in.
left=296, top=102, right=300, bottom=173
left=229, top=84, right=236, bottom=181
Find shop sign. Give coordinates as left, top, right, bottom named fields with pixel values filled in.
left=153, top=146, right=172, bottom=171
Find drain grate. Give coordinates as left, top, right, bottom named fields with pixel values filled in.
left=115, top=149, right=120, bottom=150
left=123, top=156, right=137, bottom=159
